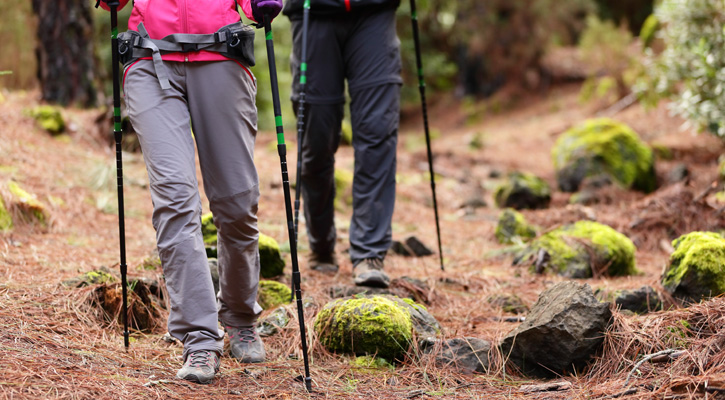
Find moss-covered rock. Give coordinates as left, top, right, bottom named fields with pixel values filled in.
left=526, top=220, right=637, bottom=278
left=200, top=212, right=285, bottom=277
left=258, top=280, right=292, bottom=310
left=663, top=232, right=725, bottom=303
left=341, top=120, right=353, bottom=146
left=552, top=118, right=656, bottom=193
left=314, top=296, right=413, bottom=360
left=495, top=209, right=537, bottom=244
left=8, top=181, right=49, bottom=226
left=62, top=268, right=117, bottom=288
left=201, top=212, right=217, bottom=245
left=487, top=293, right=529, bottom=314
left=0, top=196, right=12, bottom=232
left=493, top=172, right=551, bottom=210
left=259, top=233, right=285, bottom=278
left=351, top=355, right=394, bottom=370
left=335, top=168, right=354, bottom=210
left=27, top=105, right=65, bottom=135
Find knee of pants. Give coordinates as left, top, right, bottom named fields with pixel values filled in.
left=209, top=186, right=260, bottom=244
left=150, top=180, right=202, bottom=250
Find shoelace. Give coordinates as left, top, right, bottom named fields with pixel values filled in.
left=228, top=326, right=257, bottom=343
left=363, top=258, right=383, bottom=270
left=188, top=350, right=214, bottom=368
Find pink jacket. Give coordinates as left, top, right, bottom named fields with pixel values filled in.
left=101, top=0, right=255, bottom=62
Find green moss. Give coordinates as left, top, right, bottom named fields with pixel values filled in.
left=85, top=270, right=116, bottom=285
left=314, top=296, right=413, bottom=360
left=200, top=212, right=285, bottom=277
left=335, top=168, right=354, bottom=210
left=27, top=105, right=65, bottom=135
left=341, top=120, right=353, bottom=146
left=552, top=118, right=655, bottom=193
left=495, top=209, right=536, bottom=244
left=639, top=14, right=660, bottom=48
left=350, top=355, right=394, bottom=370
left=200, top=212, right=217, bottom=245
left=8, top=181, right=48, bottom=226
left=259, top=233, right=285, bottom=278
left=0, top=196, right=12, bottom=232
left=530, top=220, right=637, bottom=277
left=258, top=280, right=292, bottom=310
left=493, top=172, right=551, bottom=210
left=663, top=232, right=725, bottom=302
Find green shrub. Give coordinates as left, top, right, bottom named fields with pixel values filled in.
left=637, top=0, right=725, bottom=137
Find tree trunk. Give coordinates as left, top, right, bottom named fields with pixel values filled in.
left=31, top=0, right=97, bottom=107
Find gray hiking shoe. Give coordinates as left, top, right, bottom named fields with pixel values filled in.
left=308, top=252, right=339, bottom=274
left=353, top=258, right=390, bottom=288
left=226, top=326, right=266, bottom=363
left=175, top=350, right=220, bottom=384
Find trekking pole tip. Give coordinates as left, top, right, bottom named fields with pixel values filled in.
left=304, top=377, right=313, bottom=392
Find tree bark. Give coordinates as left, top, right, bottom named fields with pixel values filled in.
left=31, top=0, right=97, bottom=107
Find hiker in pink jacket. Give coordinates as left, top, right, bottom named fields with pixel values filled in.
left=99, top=0, right=282, bottom=384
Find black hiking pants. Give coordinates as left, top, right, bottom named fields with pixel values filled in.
left=289, top=8, right=402, bottom=263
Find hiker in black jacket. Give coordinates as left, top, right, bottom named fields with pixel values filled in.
left=284, top=0, right=402, bottom=288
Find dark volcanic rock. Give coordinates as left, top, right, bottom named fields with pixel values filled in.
left=500, top=281, right=612, bottom=378
left=425, top=337, right=491, bottom=374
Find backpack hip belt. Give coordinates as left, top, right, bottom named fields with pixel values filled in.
left=118, top=21, right=255, bottom=90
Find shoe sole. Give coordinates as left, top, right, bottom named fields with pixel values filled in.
left=354, top=272, right=390, bottom=288
left=177, top=373, right=215, bottom=385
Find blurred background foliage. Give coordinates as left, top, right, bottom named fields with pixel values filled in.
left=10, top=0, right=725, bottom=137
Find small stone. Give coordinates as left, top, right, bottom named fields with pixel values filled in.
left=208, top=258, right=219, bottom=295
left=667, top=163, right=689, bottom=184
left=405, top=236, right=433, bottom=257
left=425, top=337, right=491, bottom=374
left=162, top=332, right=178, bottom=344
left=495, top=209, right=536, bottom=244
left=257, top=306, right=290, bottom=337
left=487, top=293, right=529, bottom=314
left=493, top=172, right=551, bottom=210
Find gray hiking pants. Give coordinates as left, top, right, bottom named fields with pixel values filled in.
left=124, top=59, right=263, bottom=359
left=290, top=9, right=402, bottom=263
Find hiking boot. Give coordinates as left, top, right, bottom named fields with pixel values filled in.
left=175, top=350, right=220, bottom=384
left=353, top=258, right=390, bottom=288
left=308, top=252, right=339, bottom=274
left=226, top=326, right=266, bottom=363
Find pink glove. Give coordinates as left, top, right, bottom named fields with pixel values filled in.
left=251, top=0, right=283, bottom=23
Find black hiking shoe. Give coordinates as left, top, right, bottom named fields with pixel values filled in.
left=308, top=252, right=339, bottom=274
left=176, top=350, right=220, bottom=384
left=353, top=258, right=390, bottom=288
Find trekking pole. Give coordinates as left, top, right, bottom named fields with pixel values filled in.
left=262, top=13, right=313, bottom=392
left=95, top=0, right=130, bottom=348
left=291, top=0, right=310, bottom=301
left=409, top=0, right=444, bottom=271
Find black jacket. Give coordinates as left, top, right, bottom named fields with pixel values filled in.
left=282, top=0, right=400, bottom=18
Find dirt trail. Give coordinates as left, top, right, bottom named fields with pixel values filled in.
left=1, top=85, right=723, bottom=399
